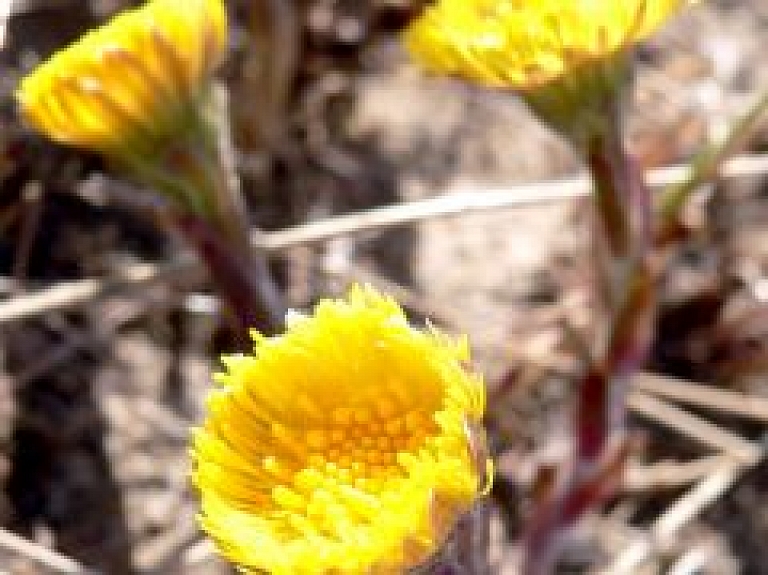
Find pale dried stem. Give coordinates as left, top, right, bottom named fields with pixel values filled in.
left=0, top=527, right=92, bottom=574
left=634, top=372, right=768, bottom=423
left=628, top=392, right=761, bottom=460
left=606, top=444, right=766, bottom=574
left=2, top=153, right=768, bottom=324
left=623, top=454, right=732, bottom=492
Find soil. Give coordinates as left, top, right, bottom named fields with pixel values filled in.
left=2, top=0, right=768, bottom=573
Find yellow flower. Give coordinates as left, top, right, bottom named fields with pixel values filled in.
left=15, top=0, right=226, bottom=157
left=192, top=285, right=490, bottom=574
left=405, top=0, right=696, bottom=90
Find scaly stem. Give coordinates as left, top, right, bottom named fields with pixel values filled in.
left=174, top=211, right=284, bottom=341
left=581, top=122, right=654, bottom=459
left=131, top=87, right=286, bottom=343
left=184, top=87, right=285, bottom=342
left=523, top=120, right=655, bottom=574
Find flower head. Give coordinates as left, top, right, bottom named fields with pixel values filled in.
left=192, top=285, right=490, bottom=574
left=405, top=0, right=695, bottom=91
left=16, top=0, right=226, bottom=157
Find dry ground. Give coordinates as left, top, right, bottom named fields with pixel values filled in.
left=2, top=0, right=768, bottom=573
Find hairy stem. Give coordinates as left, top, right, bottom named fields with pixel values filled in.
left=523, top=121, right=655, bottom=574
left=166, top=86, right=286, bottom=343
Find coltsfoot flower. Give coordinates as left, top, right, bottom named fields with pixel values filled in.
left=405, top=0, right=697, bottom=144
left=16, top=0, right=226, bottom=161
left=405, top=0, right=694, bottom=90
left=192, top=285, right=490, bottom=574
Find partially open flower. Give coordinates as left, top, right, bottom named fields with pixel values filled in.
left=405, top=0, right=694, bottom=90
left=405, top=0, right=697, bottom=144
left=16, top=0, right=226, bottom=160
left=192, top=285, right=490, bottom=574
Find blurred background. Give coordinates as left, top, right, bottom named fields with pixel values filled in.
left=2, top=0, right=768, bottom=572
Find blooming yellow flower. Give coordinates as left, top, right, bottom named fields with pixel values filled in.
left=192, top=285, right=490, bottom=574
left=405, top=0, right=696, bottom=90
left=15, top=0, right=226, bottom=157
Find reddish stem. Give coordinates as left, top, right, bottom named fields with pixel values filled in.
left=576, top=369, right=609, bottom=461
left=175, top=212, right=284, bottom=346
left=523, top=124, right=655, bottom=574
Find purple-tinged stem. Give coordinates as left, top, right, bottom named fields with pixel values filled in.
left=523, top=121, right=655, bottom=574
left=174, top=211, right=284, bottom=346
left=148, top=89, right=286, bottom=346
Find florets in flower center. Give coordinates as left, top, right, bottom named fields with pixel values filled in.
left=193, top=286, right=487, bottom=574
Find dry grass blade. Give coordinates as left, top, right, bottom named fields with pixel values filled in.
left=260, top=153, right=768, bottom=251
left=628, top=392, right=761, bottom=461
left=634, top=372, right=768, bottom=424
left=607, top=456, right=761, bottom=574
left=615, top=376, right=768, bottom=571
left=0, top=259, right=199, bottom=323
left=0, top=527, right=91, bottom=574
left=623, top=454, right=732, bottom=492
left=610, top=387, right=768, bottom=572
left=1, top=152, right=768, bottom=324
left=659, top=92, right=768, bottom=223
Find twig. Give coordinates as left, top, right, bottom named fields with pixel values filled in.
left=611, top=390, right=768, bottom=572
left=0, top=259, right=199, bottom=323
left=1, top=152, right=768, bottom=324
left=633, top=372, right=768, bottom=424
left=258, top=152, right=768, bottom=251
left=628, top=392, right=761, bottom=461
left=623, top=454, right=731, bottom=492
left=0, top=527, right=91, bottom=574
left=606, top=453, right=762, bottom=574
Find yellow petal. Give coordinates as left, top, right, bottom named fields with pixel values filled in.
left=15, top=0, right=227, bottom=154
left=405, top=0, right=698, bottom=90
left=191, top=285, right=491, bottom=573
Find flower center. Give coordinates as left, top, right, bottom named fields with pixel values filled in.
left=302, top=403, right=437, bottom=490
left=266, top=397, right=440, bottom=537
